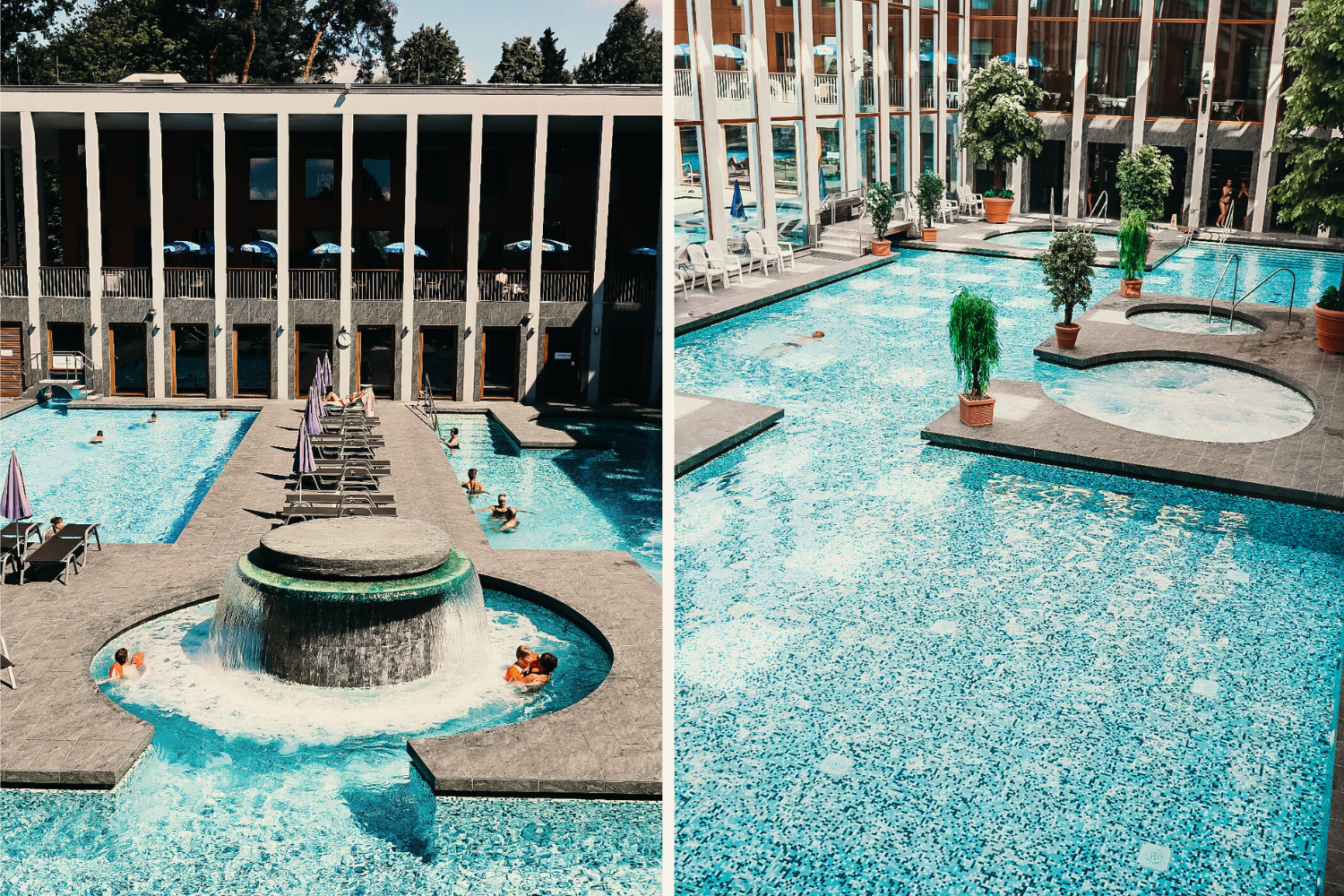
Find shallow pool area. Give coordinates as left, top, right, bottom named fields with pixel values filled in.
left=1039, top=360, right=1314, bottom=442
left=986, top=230, right=1119, bottom=253
left=0, top=403, right=256, bottom=542
left=1130, top=310, right=1262, bottom=335
left=674, top=247, right=1344, bottom=892
left=438, top=414, right=662, bottom=582
left=1145, top=243, right=1341, bottom=307
left=0, top=589, right=660, bottom=896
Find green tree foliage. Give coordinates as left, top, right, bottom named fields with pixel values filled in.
left=490, top=36, right=543, bottom=84
left=948, top=288, right=1000, bottom=399
left=1117, top=210, right=1150, bottom=281
left=574, top=0, right=660, bottom=85
left=1038, top=228, right=1097, bottom=325
left=388, top=23, right=465, bottom=84
left=1115, top=146, right=1174, bottom=220
left=959, top=59, right=1044, bottom=194
left=917, top=170, right=944, bottom=227
left=40, top=0, right=191, bottom=83
left=2, top=0, right=76, bottom=83
left=538, top=27, right=572, bottom=85
left=1267, top=0, right=1344, bottom=289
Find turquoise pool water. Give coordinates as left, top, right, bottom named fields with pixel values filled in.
left=0, top=590, right=660, bottom=895
left=675, top=247, right=1344, bottom=892
left=1147, top=243, right=1341, bottom=307
left=987, top=230, right=1120, bottom=253
left=438, top=414, right=662, bottom=582
left=0, top=403, right=255, bottom=542
left=1130, top=310, right=1261, bottom=335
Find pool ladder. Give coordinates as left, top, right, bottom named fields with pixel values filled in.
left=421, top=375, right=441, bottom=433
left=1237, top=267, right=1297, bottom=325
left=1205, top=255, right=1240, bottom=324
left=1083, top=193, right=1107, bottom=234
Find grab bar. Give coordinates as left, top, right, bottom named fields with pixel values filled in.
left=1083, top=193, right=1107, bottom=233
left=1205, top=255, right=1241, bottom=322
left=1235, top=267, right=1296, bottom=325
left=1050, top=188, right=1055, bottom=234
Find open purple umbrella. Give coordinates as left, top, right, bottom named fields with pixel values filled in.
left=304, top=389, right=324, bottom=435
left=0, top=449, right=32, bottom=520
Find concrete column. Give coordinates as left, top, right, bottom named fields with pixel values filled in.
left=338, top=113, right=354, bottom=392
left=148, top=113, right=166, bottom=398
left=936, top=2, right=948, bottom=186
left=20, top=112, right=41, bottom=370
left=2, top=149, right=17, bottom=265
left=798, top=0, right=822, bottom=233
left=1069, top=0, right=1091, bottom=218
left=651, top=127, right=666, bottom=407
left=84, top=112, right=104, bottom=391
left=586, top=114, right=615, bottom=405
left=692, top=0, right=728, bottom=244
left=1012, top=0, right=1029, bottom=199
left=876, top=0, right=893, bottom=191
left=840, top=0, right=860, bottom=190
left=211, top=112, right=227, bottom=398
left=1251, top=0, right=1292, bottom=233
left=1132, top=0, right=1157, bottom=148
left=401, top=113, right=417, bottom=400
left=907, top=6, right=918, bottom=192
left=463, top=113, right=483, bottom=402
left=276, top=112, right=290, bottom=400
left=748, top=0, right=778, bottom=238
left=523, top=115, right=547, bottom=404
left=1190, top=1, right=1223, bottom=227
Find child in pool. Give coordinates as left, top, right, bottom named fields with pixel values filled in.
left=515, top=653, right=557, bottom=689
left=100, top=648, right=144, bottom=683
left=505, top=645, right=541, bottom=682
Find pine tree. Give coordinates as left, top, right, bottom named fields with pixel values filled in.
left=389, top=24, right=465, bottom=84
left=574, top=0, right=660, bottom=85
left=489, top=36, right=543, bottom=85
left=537, top=27, right=571, bottom=85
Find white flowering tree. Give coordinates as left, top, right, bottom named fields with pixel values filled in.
left=959, top=60, right=1045, bottom=197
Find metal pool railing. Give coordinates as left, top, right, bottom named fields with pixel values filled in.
left=1205, top=254, right=1241, bottom=322
left=1236, top=267, right=1296, bottom=325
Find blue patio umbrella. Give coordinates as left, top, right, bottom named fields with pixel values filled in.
left=674, top=43, right=691, bottom=57
left=310, top=243, right=353, bottom=255
left=381, top=242, right=428, bottom=257
left=998, top=52, right=1042, bottom=67
left=195, top=243, right=234, bottom=255
left=918, top=51, right=959, bottom=64
left=628, top=246, right=659, bottom=256
left=730, top=180, right=746, bottom=220
left=241, top=240, right=278, bottom=256
left=813, top=43, right=838, bottom=57
left=503, top=239, right=572, bottom=252
left=713, top=44, right=746, bottom=60
left=163, top=240, right=201, bottom=254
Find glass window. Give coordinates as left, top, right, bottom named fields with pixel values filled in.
left=714, top=0, right=755, bottom=119
left=889, top=4, right=908, bottom=110
left=134, top=145, right=150, bottom=199
left=1153, top=0, right=1208, bottom=17
left=1027, top=20, right=1077, bottom=112
left=858, top=3, right=877, bottom=113
left=920, top=114, right=936, bottom=173
left=972, top=0, right=1017, bottom=12
left=1027, top=0, right=1078, bottom=15
left=764, top=0, right=802, bottom=115
left=1220, top=0, right=1273, bottom=18
left=1148, top=23, right=1204, bottom=118
left=813, top=0, right=841, bottom=112
left=1212, top=22, right=1270, bottom=122
left=193, top=145, right=212, bottom=200
left=947, top=18, right=962, bottom=106
left=674, top=0, right=699, bottom=120
left=946, top=113, right=960, bottom=186
left=723, top=124, right=759, bottom=248
left=1086, top=21, right=1139, bottom=115
left=248, top=146, right=277, bottom=201
left=889, top=115, right=907, bottom=193
left=919, top=14, right=937, bottom=109
left=970, top=20, right=1016, bottom=70
left=1092, top=0, right=1140, bottom=14
left=417, top=145, right=448, bottom=201
left=817, top=118, right=844, bottom=196
left=772, top=123, right=807, bottom=246
left=361, top=154, right=392, bottom=202
left=857, top=117, right=878, bottom=187
left=305, top=147, right=335, bottom=200
left=676, top=126, right=708, bottom=253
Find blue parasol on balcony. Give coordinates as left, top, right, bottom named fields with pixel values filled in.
left=918, top=51, right=959, bottom=64
left=674, top=44, right=691, bottom=57
left=503, top=239, right=571, bottom=252
left=730, top=180, right=746, bottom=219
left=713, top=44, right=746, bottom=60
left=310, top=243, right=351, bottom=255
left=381, top=243, right=428, bottom=257
left=628, top=246, right=658, bottom=256
left=164, top=241, right=201, bottom=254
left=195, top=243, right=234, bottom=255
left=998, top=52, right=1041, bottom=67
left=241, top=240, right=278, bottom=256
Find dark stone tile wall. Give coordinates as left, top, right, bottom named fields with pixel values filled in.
left=224, top=300, right=279, bottom=399
left=163, top=297, right=217, bottom=397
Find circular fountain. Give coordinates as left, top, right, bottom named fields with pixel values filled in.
left=210, top=518, right=490, bottom=688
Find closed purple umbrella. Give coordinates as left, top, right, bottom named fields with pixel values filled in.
left=0, top=449, right=33, bottom=520
left=321, top=353, right=333, bottom=389
left=311, top=370, right=327, bottom=417
left=292, top=420, right=316, bottom=505
left=304, top=389, right=324, bottom=435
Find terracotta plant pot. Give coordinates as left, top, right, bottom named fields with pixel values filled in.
left=922, top=228, right=938, bottom=242
left=1315, top=303, right=1344, bottom=354
left=1120, top=278, right=1142, bottom=298
left=959, top=393, right=995, bottom=426
left=871, top=239, right=892, bottom=256
left=1055, top=322, right=1081, bottom=349
left=982, top=196, right=1014, bottom=224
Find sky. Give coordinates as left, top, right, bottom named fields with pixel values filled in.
left=391, top=0, right=661, bottom=83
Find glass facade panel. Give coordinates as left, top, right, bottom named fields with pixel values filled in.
left=1212, top=22, right=1271, bottom=122
left=890, top=115, right=908, bottom=193
left=1220, top=0, right=1273, bottom=17
left=970, top=19, right=1016, bottom=70
left=817, top=119, right=844, bottom=197
left=361, top=155, right=391, bottom=201
left=1028, top=20, right=1078, bottom=112
left=764, top=0, right=802, bottom=116
left=676, top=126, right=709, bottom=252
left=1086, top=21, right=1139, bottom=115
left=858, top=3, right=878, bottom=113
left=919, top=13, right=937, bottom=109
left=772, top=124, right=807, bottom=246
left=1153, top=0, right=1208, bottom=17
left=858, top=117, right=878, bottom=187
left=306, top=149, right=335, bottom=200
left=920, top=113, right=936, bottom=173
left=971, top=0, right=1017, bottom=13
left=889, top=4, right=909, bottom=110
left=948, top=18, right=962, bottom=107
left=946, top=113, right=960, bottom=186
left=674, top=0, right=699, bottom=120
left=1027, top=0, right=1077, bottom=15
left=249, top=146, right=277, bottom=201
left=1148, top=22, right=1204, bottom=118
left=711, top=0, right=755, bottom=119
left=724, top=124, right=759, bottom=248
left=1093, top=0, right=1140, bottom=14
left=813, top=0, right=842, bottom=113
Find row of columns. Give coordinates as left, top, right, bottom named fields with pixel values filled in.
left=17, top=109, right=633, bottom=404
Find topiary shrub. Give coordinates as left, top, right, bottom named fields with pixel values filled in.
left=1038, top=228, right=1097, bottom=325
left=917, top=171, right=945, bottom=228
left=948, top=288, right=1000, bottom=399
left=867, top=182, right=896, bottom=239
left=1117, top=210, right=1150, bottom=281
left=959, top=59, right=1045, bottom=195
left=1116, top=146, right=1174, bottom=220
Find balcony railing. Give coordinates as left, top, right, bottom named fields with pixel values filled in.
left=715, top=70, right=754, bottom=117
left=921, top=81, right=935, bottom=109
left=228, top=269, right=277, bottom=300
left=769, top=73, right=801, bottom=115
left=351, top=270, right=402, bottom=302
left=604, top=272, right=656, bottom=306
left=674, top=69, right=696, bottom=120
left=1, top=266, right=26, bottom=297
left=674, top=69, right=693, bottom=98
left=166, top=267, right=213, bottom=299
left=858, top=77, right=875, bottom=110
left=815, top=74, right=839, bottom=107
left=478, top=271, right=529, bottom=302
left=890, top=76, right=907, bottom=109
left=414, top=270, right=466, bottom=301
left=101, top=267, right=151, bottom=299
left=40, top=266, right=88, bottom=298
left=539, top=271, right=591, bottom=302
left=291, top=268, right=339, bottom=300
left=947, top=78, right=960, bottom=110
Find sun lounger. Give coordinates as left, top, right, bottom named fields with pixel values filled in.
left=0, top=631, right=15, bottom=688
left=2, top=522, right=43, bottom=585
left=279, top=503, right=398, bottom=525
left=284, top=491, right=396, bottom=507
left=19, top=536, right=86, bottom=586
left=54, top=523, right=102, bottom=551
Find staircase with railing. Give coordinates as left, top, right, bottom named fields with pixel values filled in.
left=1083, top=193, right=1108, bottom=232
left=1234, top=267, right=1296, bottom=325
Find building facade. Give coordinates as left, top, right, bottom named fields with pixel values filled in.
left=674, top=0, right=1318, bottom=253
left=0, top=83, right=662, bottom=405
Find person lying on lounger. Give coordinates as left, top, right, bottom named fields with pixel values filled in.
left=324, top=387, right=376, bottom=409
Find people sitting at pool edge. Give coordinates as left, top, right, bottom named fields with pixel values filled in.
left=440, top=427, right=460, bottom=449
left=505, top=645, right=557, bottom=687
left=462, top=468, right=486, bottom=495
left=91, top=430, right=105, bottom=444
left=99, top=647, right=144, bottom=683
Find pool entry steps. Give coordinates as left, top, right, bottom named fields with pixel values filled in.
left=922, top=290, right=1343, bottom=511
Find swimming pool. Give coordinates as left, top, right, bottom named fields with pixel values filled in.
left=438, top=414, right=662, bottom=582
left=0, top=403, right=256, bottom=542
left=986, top=230, right=1120, bottom=253
left=0, top=590, right=661, bottom=896
left=1145, top=242, right=1341, bottom=307
left=674, top=247, right=1344, bottom=892
left=1130, top=310, right=1261, bottom=335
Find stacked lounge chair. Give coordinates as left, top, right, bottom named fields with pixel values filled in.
left=282, top=400, right=397, bottom=524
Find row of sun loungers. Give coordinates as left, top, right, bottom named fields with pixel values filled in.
left=1, top=520, right=102, bottom=586
left=281, top=402, right=398, bottom=524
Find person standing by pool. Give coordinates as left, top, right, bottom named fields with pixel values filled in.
left=91, top=430, right=105, bottom=444
left=462, top=468, right=486, bottom=495
left=440, top=427, right=460, bottom=449
left=1217, top=180, right=1234, bottom=227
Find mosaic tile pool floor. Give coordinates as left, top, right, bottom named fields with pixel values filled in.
left=674, top=247, right=1344, bottom=893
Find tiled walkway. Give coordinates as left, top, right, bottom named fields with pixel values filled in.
left=673, top=392, right=782, bottom=477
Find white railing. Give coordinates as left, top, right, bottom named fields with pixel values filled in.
left=604, top=272, right=656, bottom=305
left=715, top=70, right=754, bottom=117
left=414, top=270, right=466, bottom=301
left=101, top=267, right=151, bottom=299
left=674, top=69, right=696, bottom=120
left=351, top=270, right=401, bottom=302
left=769, top=73, right=801, bottom=114
left=947, top=78, right=960, bottom=110
left=815, top=74, right=839, bottom=107
left=291, top=268, right=339, bottom=300
left=858, top=77, right=875, bottom=109
left=228, top=269, right=277, bottom=300
left=39, top=267, right=88, bottom=297
left=921, top=83, right=936, bottom=109
left=540, top=271, right=591, bottom=303
left=1, top=266, right=26, bottom=297
left=478, top=271, right=529, bottom=302
left=674, top=70, right=693, bottom=97
left=890, top=76, right=907, bottom=109
left=165, top=267, right=213, bottom=298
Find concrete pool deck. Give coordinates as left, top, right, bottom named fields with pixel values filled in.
left=0, top=399, right=661, bottom=798
left=920, top=291, right=1343, bottom=511
left=673, top=392, right=783, bottom=477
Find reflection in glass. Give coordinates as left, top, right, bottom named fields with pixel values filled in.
left=890, top=116, right=907, bottom=193
left=764, top=0, right=803, bottom=116
left=858, top=117, right=878, bottom=188
left=1086, top=21, right=1139, bottom=115
left=1154, top=0, right=1208, bottom=18
left=970, top=19, right=1016, bottom=70
left=813, top=0, right=841, bottom=112
left=919, top=14, right=937, bottom=109
left=946, top=113, right=960, bottom=187
left=724, top=124, right=759, bottom=248
left=1212, top=23, right=1270, bottom=122
left=1148, top=23, right=1204, bottom=118
left=1028, top=20, right=1078, bottom=112
left=673, top=0, right=699, bottom=120
left=889, top=4, right=908, bottom=110
left=676, top=126, right=709, bottom=252
left=817, top=119, right=844, bottom=197
left=773, top=124, right=808, bottom=246
left=306, top=149, right=335, bottom=200
left=249, top=147, right=277, bottom=201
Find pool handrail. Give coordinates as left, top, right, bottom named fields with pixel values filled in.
left=1205, top=254, right=1241, bottom=323
left=421, top=374, right=441, bottom=433
left=1049, top=188, right=1055, bottom=234
left=1235, top=267, right=1296, bottom=325
left=1083, top=193, right=1107, bottom=233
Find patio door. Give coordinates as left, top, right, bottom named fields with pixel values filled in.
left=233, top=324, right=270, bottom=397
left=600, top=326, right=647, bottom=403
left=479, top=327, right=518, bottom=400
left=541, top=327, right=582, bottom=403
left=294, top=325, right=332, bottom=398
left=170, top=323, right=209, bottom=396
left=418, top=327, right=457, bottom=399
left=1, top=323, right=23, bottom=397
left=356, top=325, right=394, bottom=397
left=109, top=323, right=148, bottom=396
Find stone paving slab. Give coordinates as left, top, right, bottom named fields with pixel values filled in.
left=420, top=400, right=660, bottom=449
left=674, top=392, right=782, bottom=478
left=919, top=291, right=1343, bottom=511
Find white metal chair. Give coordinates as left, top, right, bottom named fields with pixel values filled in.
left=686, top=244, right=728, bottom=293
left=705, top=240, right=745, bottom=286
left=743, top=231, right=773, bottom=275
left=762, top=236, right=795, bottom=271
left=675, top=266, right=691, bottom=297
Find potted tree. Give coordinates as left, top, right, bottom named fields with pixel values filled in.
left=917, top=171, right=945, bottom=242
left=959, top=59, right=1044, bottom=224
left=1116, top=145, right=1174, bottom=222
left=1038, top=228, right=1097, bottom=349
left=1117, top=210, right=1150, bottom=297
left=949, top=288, right=1001, bottom=426
left=867, top=182, right=896, bottom=256
left=1315, top=286, right=1344, bottom=354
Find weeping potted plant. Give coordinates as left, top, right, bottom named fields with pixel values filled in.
left=1038, top=228, right=1096, bottom=349
left=1117, top=210, right=1150, bottom=298
left=949, top=288, right=1001, bottom=426
left=1316, top=286, right=1344, bottom=354
left=959, top=59, right=1044, bottom=224
left=867, top=181, right=896, bottom=256
left=917, top=170, right=945, bottom=242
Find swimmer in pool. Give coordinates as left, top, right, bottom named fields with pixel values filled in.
left=494, top=508, right=521, bottom=531
left=147, top=412, right=158, bottom=424
left=218, top=409, right=230, bottom=419
left=476, top=493, right=531, bottom=520
left=760, top=331, right=833, bottom=358
left=505, top=645, right=541, bottom=682
left=91, top=430, right=105, bottom=444
left=440, top=427, right=460, bottom=449
left=462, top=468, right=486, bottom=495
left=98, top=648, right=145, bottom=684
left=513, top=652, right=557, bottom=689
